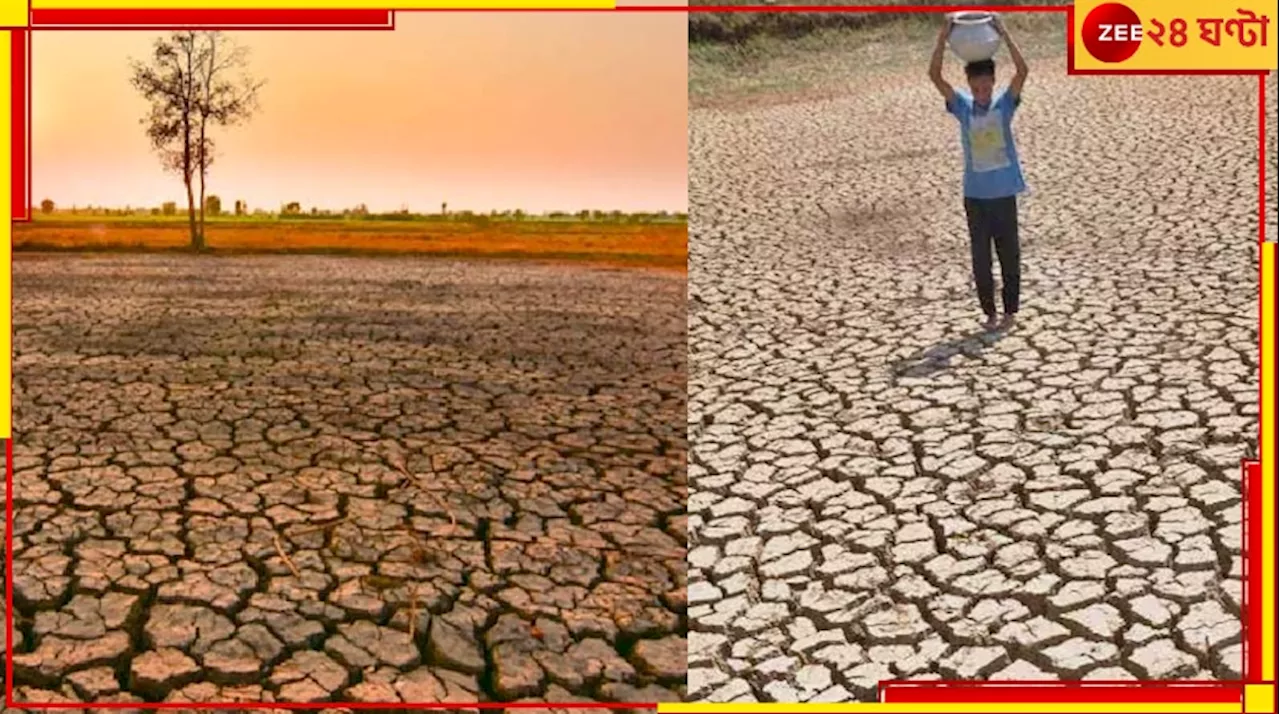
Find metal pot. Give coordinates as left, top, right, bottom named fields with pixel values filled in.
left=947, top=12, right=1000, bottom=63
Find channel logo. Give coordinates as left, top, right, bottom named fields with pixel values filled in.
left=1072, top=0, right=1276, bottom=71
left=1081, top=2, right=1145, bottom=63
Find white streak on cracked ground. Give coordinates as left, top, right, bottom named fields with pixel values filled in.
left=3, top=255, right=687, bottom=708
left=686, top=59, right=1265, bottom=702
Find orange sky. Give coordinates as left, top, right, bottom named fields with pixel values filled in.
left=33, top=13, right=688, bottom=214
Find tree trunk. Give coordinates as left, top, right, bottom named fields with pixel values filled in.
left=183, top=38, right=202, bottom=251
left=197, top=136, right=207, bottom=247
left=185, top=176, right=200, bottom=250
left=184, top=134, right=200, bottom=250
left=197, top=37, right=214, bottom=249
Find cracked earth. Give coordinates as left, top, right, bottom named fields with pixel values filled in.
left=686, top=55, right=1266, bottom=701
left=4, top=254, right=687, bottom=709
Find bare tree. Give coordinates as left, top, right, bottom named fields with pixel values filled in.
left=195, top=32, right=262, bottom=246
left=130, top=33, right=201, bottom=248
left=130, top=32, right=261, bottom=250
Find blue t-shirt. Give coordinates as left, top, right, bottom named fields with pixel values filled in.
left=946, top=89, right=1026, bottom=199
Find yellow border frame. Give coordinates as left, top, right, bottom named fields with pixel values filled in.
left=1261, top=239, right=1277, bottom=686
left=0, top=29, right=10, bottom=441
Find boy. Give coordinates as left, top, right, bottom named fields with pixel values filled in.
left=928, top=14, right=1029, bottom=332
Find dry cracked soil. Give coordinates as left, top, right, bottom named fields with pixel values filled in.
left=4, top=254, right=688, bottom=710
left=686, top=55, right=1268, bottom=701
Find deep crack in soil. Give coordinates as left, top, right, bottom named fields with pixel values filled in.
left=5, top=254, right=689, bottom=709
left=685, top=51, right=1270, bottom=702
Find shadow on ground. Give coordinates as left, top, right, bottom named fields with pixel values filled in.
left=888, top=326, right=1009, bottom=378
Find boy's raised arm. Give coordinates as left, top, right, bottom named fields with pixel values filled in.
left=994, top=14, right=1029, bottom=99
left=928, top=17, right=956, bottom=103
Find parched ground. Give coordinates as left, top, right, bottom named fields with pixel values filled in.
left=3, top=254, right=687, bottom=708
left=687, top=41, right=1264, bottom=701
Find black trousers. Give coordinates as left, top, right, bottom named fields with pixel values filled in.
left=963, top=195, right=1021, bottom=317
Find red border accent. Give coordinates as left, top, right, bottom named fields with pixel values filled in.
left=1246, top=461, right=1264, bottom=680
left=881, top=681, right=1244, bottom=704
left=4, top=3, right=1273, bottom=711
left=9, top=30, right=25, bottom=222
left=672, top=4, right=1066, bottom=10
left=31, top=8, right=395, bottom=29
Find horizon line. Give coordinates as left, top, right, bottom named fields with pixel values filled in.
left=30, top=204, right=689, bottom=216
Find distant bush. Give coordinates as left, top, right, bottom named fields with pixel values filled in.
left=367, top=212, right=419, bottom=222
left=35, top=202, right=686, bottom=225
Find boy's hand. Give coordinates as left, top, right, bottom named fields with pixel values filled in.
left=992, top=12, right=1009, bottom=37
left=930, top=13, right=957, bottom=102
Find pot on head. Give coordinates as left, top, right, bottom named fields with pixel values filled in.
left=947, top=11, right=1000, bottom=63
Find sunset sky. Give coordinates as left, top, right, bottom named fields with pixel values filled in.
left=33, top=13, right=688, bottom=214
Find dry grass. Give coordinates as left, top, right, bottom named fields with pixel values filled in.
left=14, top=217, right=688, bottom=271
left=689, top=9, right=1068, bottom=108
left=688, top=0, right=1069, bottom=44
